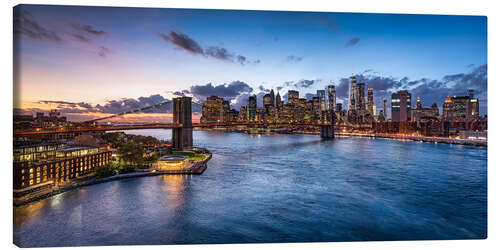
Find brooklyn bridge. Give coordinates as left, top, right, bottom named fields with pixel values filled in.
left=14, top=97, right=373, bottom=149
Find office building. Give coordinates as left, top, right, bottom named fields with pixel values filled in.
left=391, top=90, right=412, bottom=122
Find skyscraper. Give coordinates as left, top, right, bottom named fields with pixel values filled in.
left=442, top=90, right=479, bottom=121
left=288, top=90, right=299, bottom=107
left=276, top=92, right=282, bottom=108
left=247, top=95, right=257, bottom=121
left=355, top=83, right=366, bottom=111
left=270, top=89, right=275, bottom=107
left=263, top=93, right=273, bottom=109
left=391, top=90, right=412, bottom=122
left=383, top=99, right=388, bottom=121
left=348, top=76, right=357, bottom=111
left=327, top=85, right=336, bottom=111
left=317, top=89, right=326, bottom=111
left=367, top=87, right=374, bottom=116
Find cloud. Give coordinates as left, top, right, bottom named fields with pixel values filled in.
left=346, top=37, right=360, bottom=47
left=281, top=79, right=317, bottom=89
left=98, top=46, right=112, bottom=57
left=258, top=85, right=270, bottom=92
left=159, top=30, right=259, bottom=66
left=14, top=10, right=111, bottom=59
left=286, top=55, right=303, bottom=62
left=205, top=46, right=233, bottom=61
left=189, top=81, right=254, bottom=102
left=69, top=33, right=91, bottom=43
left=159, top=31, right=204, bottom=55
left=14, top=10, right=62, bottom=42
left=69, top=22, right=106, bottom=36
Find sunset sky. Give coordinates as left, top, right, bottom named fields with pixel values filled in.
left=14, top=4, right=487, bottom=122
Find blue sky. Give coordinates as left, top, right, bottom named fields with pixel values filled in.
left=14, top=4, right=487, bottom=121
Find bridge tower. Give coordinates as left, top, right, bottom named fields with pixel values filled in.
left=320, top=110, right=335, bottom=139
left=172, top=97, right=193, bottom=149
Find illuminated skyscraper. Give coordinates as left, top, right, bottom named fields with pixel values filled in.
left=288, top=90, right=299, bottom=106
left=391, top=90, right=412, bottom=122
left=355, top=83, right=366, bottom=111
left=276, top=92, right=282, bottom=108
left=247, top=95, right=257, bottom=121
left=383, top=99, right=388, bottom=121
left=367, top=87, right=374, bottom=116
left=348, top=76, right=357, bottom=111
left=317, top=89, right=326, bottom=111
left=327, top=85, right=336, bottom=111
left=263, top=93, right=273, bottom=109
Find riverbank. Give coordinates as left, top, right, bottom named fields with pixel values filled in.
left=337, top=132, right=487, bottom=147
left=13, top=152, right=212, bottom=207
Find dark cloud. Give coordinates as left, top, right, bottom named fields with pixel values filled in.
left=286, top=55, right=303, bottom=62
left=159, top=31, right=204, bottom=55
left=296, top=79, right=315, bottom=88
left=281, top=79, right=316, bottom=89
left=276, top=86, right=284, bottom=91
left=69, top=33, right=91, bottom=43
left=159, top=30, right=259, bottom=66
left=346, top=37, right=360, bottom=47
left=69, top=22, right=106, bottom=36
left=258, top=85, right=270, bottom=92
left=14, top=10, right=62, bottom=42
left=205, top=46, right=233, bottom=61
left=98, top=46, right=112, bottom=58
left=189, top=81, right=253, bottom=102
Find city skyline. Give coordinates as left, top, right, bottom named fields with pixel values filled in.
left=14, top=5, right=487, bottom=122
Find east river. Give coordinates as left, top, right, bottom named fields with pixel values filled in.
left=13, top=130, right=487, bottom=247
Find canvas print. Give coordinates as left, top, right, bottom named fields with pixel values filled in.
left=13, top=4, right=487, bottom=247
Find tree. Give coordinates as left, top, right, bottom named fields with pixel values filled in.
left=118, top=141, right=144, bottom=166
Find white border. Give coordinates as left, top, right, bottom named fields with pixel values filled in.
left=2, top=1, right=497, bottom=250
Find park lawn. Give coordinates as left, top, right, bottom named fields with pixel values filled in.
left=172, top=150, right=206, bottom=161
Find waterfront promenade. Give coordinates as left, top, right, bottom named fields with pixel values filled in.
left=337, top=132, right=487, bottom=146
left=13, top=153, right=212, bottom=207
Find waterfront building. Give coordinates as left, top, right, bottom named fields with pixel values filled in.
left=200, top=96, right=226, bottom=123
left=247, top=95, right=257, bottom=121
left=13, top=143, right=112, bottom=195
left=411, top=97, right=439, bottom=122
left=442, top=90, right=479, bottom=121
left=153, top=155, right=190, bottom=170
left=238, top=106, right=247, bottom=121
left=391, top=90, right=412, bottom=122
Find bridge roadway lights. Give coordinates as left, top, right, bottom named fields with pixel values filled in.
left=320, top=125, right=335, bottom=139
left=172, top=97, right=193, bottom=150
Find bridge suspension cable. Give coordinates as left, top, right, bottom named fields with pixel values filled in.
left=80, top=100, right=172, bottom=124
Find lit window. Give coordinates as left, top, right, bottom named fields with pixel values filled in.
left=29, top=180, right=33, bottom=185
left=29, top=168, right=33, bottom=173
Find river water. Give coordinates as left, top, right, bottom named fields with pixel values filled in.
left=13, top=129, right=487, bottom=247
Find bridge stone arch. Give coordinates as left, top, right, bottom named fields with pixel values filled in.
left=172, top=97, right=193, bottom=149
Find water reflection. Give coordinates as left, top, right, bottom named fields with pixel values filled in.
left=13, top=130, right=487, bottom=247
